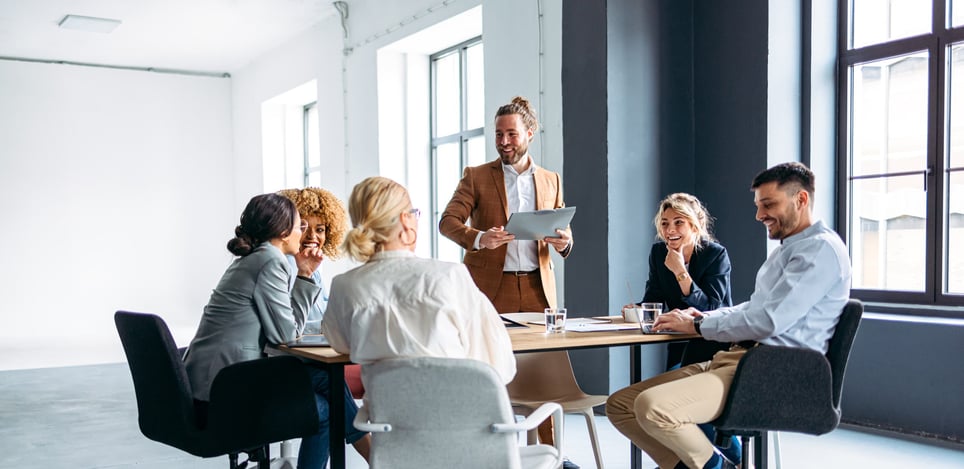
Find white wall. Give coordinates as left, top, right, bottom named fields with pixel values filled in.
left=0, top=61, right=234, bottom=369
left=232, top=0, right=566, bottom=287
left=0, top=0, right=568, bottom=370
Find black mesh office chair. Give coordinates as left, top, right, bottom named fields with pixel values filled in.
left=114, top=310, right=319, bottom=469
left=711, top=299, right=864, bottom=469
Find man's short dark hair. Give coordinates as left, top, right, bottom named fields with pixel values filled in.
left=751, top=161, right=815, bottom=196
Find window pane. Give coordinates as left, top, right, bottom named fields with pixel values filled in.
left=436, top=142, right=463, bottom=263
left=306, top=104, right=321, bottom=169
left=947, top=44, right=964, bottom=295
left=466, top=43, right=485, bottom=130
left=850, top=174, right=926, bottom=291
left=947, top=172, right=964, bottom=294
left=948, top=44, right=964, bottom=168
left=307, top=171, right=321, bottom=187
left=953, top=0, right=964, bottom=28
left=852, top=0, right=931, bottom=49
left=466, top=135, right=487, bottom=168
left=434, top=53, right=460, bottom=138
left=850, top=53, right=928, bottom=177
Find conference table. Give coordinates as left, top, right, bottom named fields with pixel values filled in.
left=279, top=318, right=696, bottom=469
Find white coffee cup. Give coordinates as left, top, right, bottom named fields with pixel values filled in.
left=623, top=306, right=643, bottom=323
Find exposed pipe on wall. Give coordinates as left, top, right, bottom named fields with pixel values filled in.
left=0, top=55, right=230, bottom=78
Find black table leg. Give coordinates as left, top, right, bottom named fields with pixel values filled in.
left=329, top=362, right=346, bottom=469
left=630, top=344, right=642, bottom=469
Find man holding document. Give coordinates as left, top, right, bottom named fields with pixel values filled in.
left=439, top=95, right=573, bottom=313
left=440, top=96, right=576, bottom=466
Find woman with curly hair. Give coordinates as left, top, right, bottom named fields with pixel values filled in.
left=276, top=187, right=349, bottom=333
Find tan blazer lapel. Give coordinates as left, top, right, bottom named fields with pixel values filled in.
left=533, top=165, right=560, bottom=210
left=485, top=160, right=510, bottom=220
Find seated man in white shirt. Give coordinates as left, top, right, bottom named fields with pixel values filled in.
left=606, top=162, right=852, bottom=469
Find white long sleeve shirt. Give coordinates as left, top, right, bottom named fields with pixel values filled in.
left=321, top=250, right=517, bottom=384
left=471, top=155, right=540, bottom=271
left=700, top=220, right=852, bottom=353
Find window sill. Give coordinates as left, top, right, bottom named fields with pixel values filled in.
left=862, top=301, right=964, bottom=320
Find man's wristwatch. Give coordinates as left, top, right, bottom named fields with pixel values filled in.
left=692, top=315, right=704, bottom=336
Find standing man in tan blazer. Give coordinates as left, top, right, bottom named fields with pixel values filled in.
left=439, top=96, right=573, bottom=311
left=439, top=96, right=576, bottom=468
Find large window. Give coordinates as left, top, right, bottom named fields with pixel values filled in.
left=839, top=0, right=964, bottom=305
left=431, top=37, right=485, bottom=262
left=304, top=102, right=321, bottom=187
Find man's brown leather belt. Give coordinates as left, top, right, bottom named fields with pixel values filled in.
left=503, top=270, right=539, bottom=276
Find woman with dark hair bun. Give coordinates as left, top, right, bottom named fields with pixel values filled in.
left=183, top=193, right=370, bottom=469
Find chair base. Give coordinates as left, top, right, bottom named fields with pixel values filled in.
left=732, top=431, right=783, bottom=469
left=229, top=445, right=290, bottom=469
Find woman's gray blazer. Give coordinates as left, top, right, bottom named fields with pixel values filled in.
left=183, top=242, right=321, bottom=401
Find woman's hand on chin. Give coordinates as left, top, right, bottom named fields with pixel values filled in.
left=295, top=246, right=324, bottom=277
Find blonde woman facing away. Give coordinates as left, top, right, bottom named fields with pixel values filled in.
left=321, top=176, right=516, bottom=384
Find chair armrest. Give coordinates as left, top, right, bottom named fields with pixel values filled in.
left=206, top=356, right=319, bottom=450
left=491, top=402, right=562, bottom=433
left=492, top=402, right=564, bottom=455
left=352, top=405, right=392, bottom=433
left=714, top=345, right=840, bottom=435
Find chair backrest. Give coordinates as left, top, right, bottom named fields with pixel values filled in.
left=826, top=299, right=864, bottom=407
left=361, top=357, right=522, bottom=469
left=114, top=311, right=201, bottom=451
left=506, top=350, right=589, bottom=402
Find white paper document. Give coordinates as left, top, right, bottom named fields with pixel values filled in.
left=566, top=322, right=641, bottom=332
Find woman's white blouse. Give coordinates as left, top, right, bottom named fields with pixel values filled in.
left=321, top=250, right=517, bottom=383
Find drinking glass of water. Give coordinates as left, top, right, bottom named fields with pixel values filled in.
left=544, top=307, right=567, bottom=333
left=639, top=303, right=664, bottom=326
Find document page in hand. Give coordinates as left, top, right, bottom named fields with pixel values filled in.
left=504, top=207, right=577, bottom=240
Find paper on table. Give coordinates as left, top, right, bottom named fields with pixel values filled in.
left=566, top=322, right=641, bottom=332
left=525, top=317, right=609, bottom=326
left=502, top=312, right=546, bottom=324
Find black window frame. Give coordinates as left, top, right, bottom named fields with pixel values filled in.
left=429, top=36, right=484, bottom=261
left=837, top=0, right=964, bottom=310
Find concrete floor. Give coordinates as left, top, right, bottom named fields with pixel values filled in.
left=1, top=362, right=962, bottom=469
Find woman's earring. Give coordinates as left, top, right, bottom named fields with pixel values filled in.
left=401, top=226, right=417, bottom=246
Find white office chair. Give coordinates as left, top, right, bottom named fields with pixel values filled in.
left=353, top=356, right=564, bottom=469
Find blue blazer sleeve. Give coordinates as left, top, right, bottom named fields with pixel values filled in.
left=642, top=241, right=732, bottom=311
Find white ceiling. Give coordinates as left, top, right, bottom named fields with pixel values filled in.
left=0, top=0, right=338, bottom=75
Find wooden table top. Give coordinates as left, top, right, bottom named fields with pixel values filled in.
left=278, top=317, right=696, bottom=364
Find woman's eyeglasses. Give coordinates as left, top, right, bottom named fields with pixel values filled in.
left=407, top=208, right=421, bottom=219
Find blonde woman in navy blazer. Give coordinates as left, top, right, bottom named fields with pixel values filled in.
left=621, top=192, right=740, bottom=464
left=623, top=193, right=732, bottom=325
